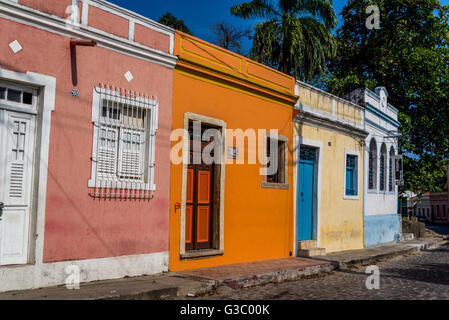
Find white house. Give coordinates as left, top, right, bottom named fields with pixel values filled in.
left=345, top=87, right=402, bottom=246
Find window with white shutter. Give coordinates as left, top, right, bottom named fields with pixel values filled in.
left=88, top=85, right=158, bottom=199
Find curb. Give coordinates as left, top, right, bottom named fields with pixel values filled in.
left=215, top=262, right=334, bottom=290
left=329, top=246, right=420, bottom=270
left=325, top=237, right=448, bottom=270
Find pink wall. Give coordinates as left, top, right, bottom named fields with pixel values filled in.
left=88, top=6, right=129, bottom=39
left=19, top=0, right=72, bottom=19
left=0, top=17, right=173, bottom=262
left=134, top=24, right=170, bottom=53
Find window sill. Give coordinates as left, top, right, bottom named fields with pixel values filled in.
left=262, top=182, right=290, bottom=190
left=181, top=249, right=224, bottom=260
left=344, top=195, right=360, bottom=200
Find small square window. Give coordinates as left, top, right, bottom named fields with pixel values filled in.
left=23, top=91, right=33, bottom=105
left=7, top=89, right=22, bottom=102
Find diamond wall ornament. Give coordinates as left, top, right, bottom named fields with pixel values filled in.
left=9, top=40, right=23, bottom=54
left=124, top=71, right=134, bottom=82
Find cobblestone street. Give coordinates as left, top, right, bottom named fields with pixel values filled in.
left=195, top=242, right=449, bottom=300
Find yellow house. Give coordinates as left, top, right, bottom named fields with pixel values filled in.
left=293, top=81, right=368, bottom=255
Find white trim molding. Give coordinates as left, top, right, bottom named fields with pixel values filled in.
left=87, top=86, right=158, bottom=192
left=0, top=67, right=55, bottom=279
left=0, top=250, right=168, bottom=292
left=179, top=113, right=226, bottom=259
left=0, top=0, right=177, bottom=69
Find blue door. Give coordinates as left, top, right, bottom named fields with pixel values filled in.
left=297, top=146, right=316, bottom=241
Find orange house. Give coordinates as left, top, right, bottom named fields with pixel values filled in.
left=169, top=31, right=299, bottom=271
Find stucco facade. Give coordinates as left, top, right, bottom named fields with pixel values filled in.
left=0, top=0, right=176, bottom=292
left=415, top=192, right=449, bottom=224
left=169, top=31, right=298, bottom=271
left=293, top=81, right=367, bottom=254
left=345, top=87, right=401, bottom=247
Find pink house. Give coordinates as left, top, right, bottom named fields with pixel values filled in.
left=0, top=0, right=176, bottom=291
left=414, top=192, right=449, bottom=224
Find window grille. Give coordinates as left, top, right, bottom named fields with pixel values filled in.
left=89, top=84, right=158, bottom=200
left=380, top=154, right=385, bottom=191
left=389, top=157, right=393, bottom=191
left=369, top=151, right=374, bottom=189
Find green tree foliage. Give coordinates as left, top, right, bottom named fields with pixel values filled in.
left=231, top=0, right=338, bottom=81
left=212, top=22, right=251, bottom=55
left=327, top=0, right=449, bottom=194
left=158, top=12, right=193, bottom=35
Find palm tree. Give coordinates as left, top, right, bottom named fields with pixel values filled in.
left=231, top=0, right=337, bottom=82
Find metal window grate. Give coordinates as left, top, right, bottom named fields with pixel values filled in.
left=389, top=157, right=393, bottom=191
left=90, top=84, right=158, bottom=200
left=380, top=154, right=385, bottom=191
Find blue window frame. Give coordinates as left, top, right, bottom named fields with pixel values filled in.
left=345, top=155, right=358, bottom=196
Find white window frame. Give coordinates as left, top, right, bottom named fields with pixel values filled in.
left=0, top=81, right=38, bottom=115
left=88, top=87, right=158, bottom=191
left=344, top=149, right=360, bottom=200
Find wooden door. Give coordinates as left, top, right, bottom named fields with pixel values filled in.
left=185, top=124, right=214, bottom=251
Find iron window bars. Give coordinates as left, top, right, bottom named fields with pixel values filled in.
left=89, top=84, right=158, bottom=200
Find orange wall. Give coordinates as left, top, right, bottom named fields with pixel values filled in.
left=169, top=32, right=296, bottom=271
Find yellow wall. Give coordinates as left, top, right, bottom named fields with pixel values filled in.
left=295, top=123, right=365, bottom=253
left=297, top=85, right=363, bottom=125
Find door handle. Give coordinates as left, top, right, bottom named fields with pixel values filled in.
left=174, top=202, right=181, bottom=213
left=0, top=202, right=4, bottom=219
left=301, top=193, right=304, bottom=202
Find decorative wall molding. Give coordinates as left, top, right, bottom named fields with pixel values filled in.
left=0, top=0, right=177, bottom=69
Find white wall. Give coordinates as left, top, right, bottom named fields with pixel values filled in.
left=364, top=88, right=399, bottom=217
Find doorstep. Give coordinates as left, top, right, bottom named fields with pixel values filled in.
left=175, top=257, right=334, bottom=289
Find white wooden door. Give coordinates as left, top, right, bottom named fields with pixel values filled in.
left=0, top=110, right=36, bottom=266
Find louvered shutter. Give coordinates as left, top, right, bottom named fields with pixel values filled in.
left=118, top=129, right=143, bottom=180
left=97, top=125, right=118, bottom=178
left=6, top=117, right=31, bottom=205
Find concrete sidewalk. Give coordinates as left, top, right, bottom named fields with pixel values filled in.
left=0, top=236, right=446, bottom=300
left=317, top=236, right=448, bottom=269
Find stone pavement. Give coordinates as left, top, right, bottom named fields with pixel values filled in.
left=317, top=236, right=447, bottom=269
left=0, top=236, right=446, bottom=300
left=193, top=241, right=449, bottom=300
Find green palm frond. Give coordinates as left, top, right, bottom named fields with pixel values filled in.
left=230, top=0, right=281, bottom=19
left=231, top=0, right=337, bottom=82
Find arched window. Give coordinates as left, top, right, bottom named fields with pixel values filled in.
left=380, top=144, right=387, bottom=191
left=389, top=147, right=395, bottom=192
left=368, top=139, right=377, bottom=190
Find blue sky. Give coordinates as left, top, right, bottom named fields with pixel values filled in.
left=109, top=0, right=449, bottom=52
